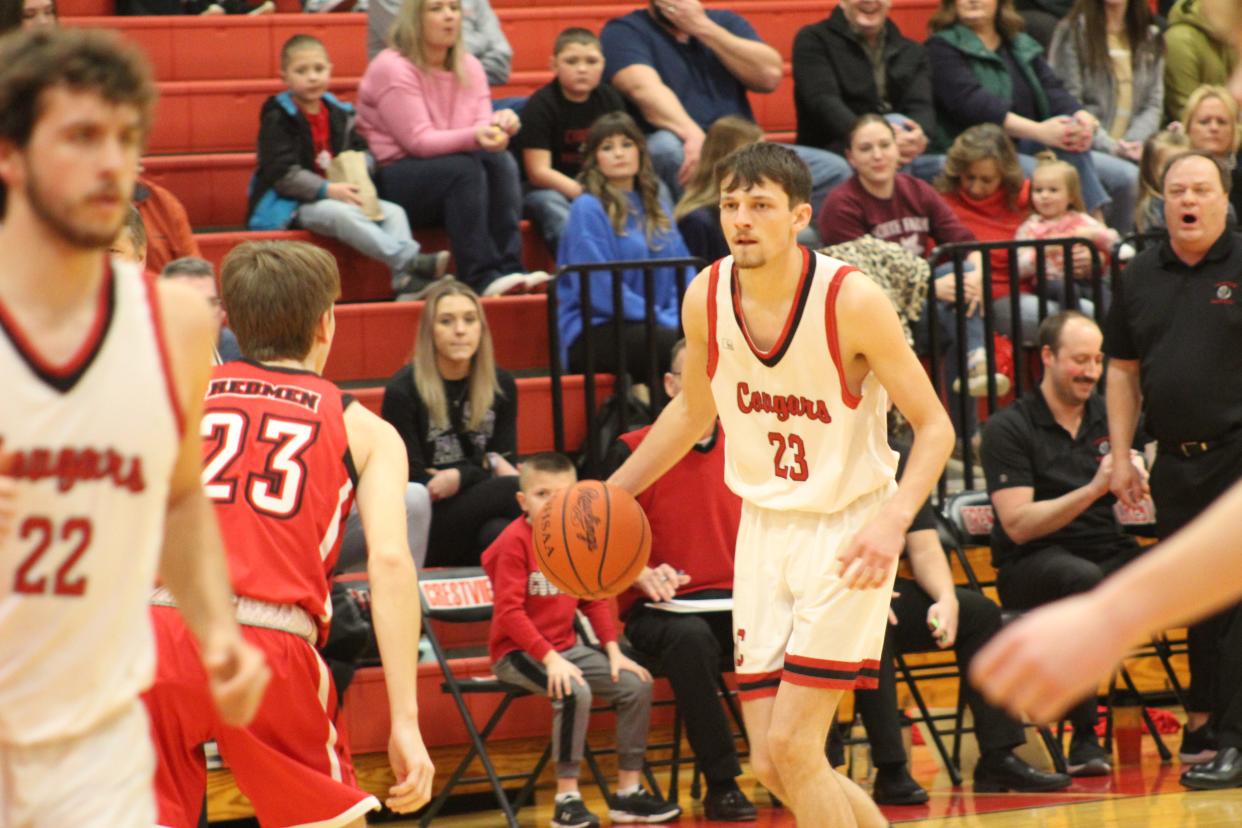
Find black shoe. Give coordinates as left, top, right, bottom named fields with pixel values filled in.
left=703, top=787, right=757, bottom=821
left=1180, top=724, right=1219, bottom=764
left=973, top=752, right=1072, bottom=793
left=551, top=794, right=600, bottom=828
left=608, top=787, right=681, bottom=823
left=1067, top=736, right=1112, bottom=777
left=871, top=764, right=929, bottom=805
left=1181, top=747, right=1242, bottom=790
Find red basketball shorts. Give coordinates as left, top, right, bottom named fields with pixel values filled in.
left=142, top=606, right=379, bottom=828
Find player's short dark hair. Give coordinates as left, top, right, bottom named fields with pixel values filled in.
left=553, top=27, right=599, bottom=55
left=0, top=28, right=154, bottom=217
left=161, top=256, right=215, bottom=280
left=121, top=204, right=146, bottom=253
left=716, top=142, right=812, bottom=208
left=1038, top=309, right=1097, bottom=354
left=1162, top=149, right=1233, bottom=194
left=221, top=241, right=340, bottom=362
left=669, top=337, right=686, bottom=367
left=519, top=452, right=576, bottom=491
left=280, top=33, right=326, bottom=70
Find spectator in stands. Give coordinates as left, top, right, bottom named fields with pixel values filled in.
left=791, top=0, right=939, bottom=180
left=132, top=175, right=201, bottom=275
left=518, top=28, right=625, bottom=255
left=600, top=0, right=849, bottom=217
left=1049, top=0, right=1164, bottom=167
left=926, top=0, right=1139, bottom=232
left=116, top=0, right=273, bottom=15
left=250, top=34, right=450, bottom=301
left=1016, top=153, right=1120, bottom=284
left=1164, top=0, right=1236, bottom=124
left=1135, top=129, right=1191, bottom=233
left=484, top=453, right=681, bottom=828
left=850, top=439, right=1071, bottom=803
left=820, top=115, right=998, bottom=436
left=159, top=257, right=243, bottom=364
left=1179, top=85, right=1242, bottom=217
left=380, top=281, right=522, bottom=568
left=557, top=113, right=689, bottom=383
left=109, top=205, right=148, bottom=271
left=0, top=0, right=55, bottom=33
left=981, top=310, right=1142, bottom=776
left=367, top=0, right=511, bottom=86
left=1103, top=151, right=1242, bottom=784
left=935, top=124, right=1049, bottom=345
left=358, top=0, right=534, bottom=297
left=673, top=116, right=764, bottom=261
left=604, top=339, right=757, bottom=822
left=1012, top=0, right=1070, bottom=49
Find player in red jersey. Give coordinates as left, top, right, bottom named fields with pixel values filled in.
left=0, top=29, right=267, bottom=827
left=142, top=241, right=434, bottom=826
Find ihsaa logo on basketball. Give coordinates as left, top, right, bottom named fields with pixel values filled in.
left=570, top=488, right=603, bottom=553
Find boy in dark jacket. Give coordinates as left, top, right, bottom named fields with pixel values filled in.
left=249, top=34, right=448, bottom=298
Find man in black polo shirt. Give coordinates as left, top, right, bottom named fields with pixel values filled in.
left=1104, top=150, right=1242, bottom=788
left=981, top=311, right=1143, bottom=777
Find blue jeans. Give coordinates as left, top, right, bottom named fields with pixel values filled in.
left=296, top=197, right=420, bottom=289
left=522, top=186, right=572, bottom=254
left=917, top=263, right=988, bottom=436
left=645, top=129, right=850, bottom=223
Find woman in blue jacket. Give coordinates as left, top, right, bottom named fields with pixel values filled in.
left=556, top=112, right=691, bottom=384
left=926, top=0, right=1138, bottom=231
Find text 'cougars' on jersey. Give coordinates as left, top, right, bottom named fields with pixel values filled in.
left=735, top=382, right=832, bottom=424
left=3, top=443, right=146, bottom=493
left=206, top=377, right=322, bottom=413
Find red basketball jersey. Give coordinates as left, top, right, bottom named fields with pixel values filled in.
left=200, top=360, right=355, bottom=644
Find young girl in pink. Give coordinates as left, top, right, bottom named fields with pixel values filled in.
left=1016, top=154, right=1120, bottom=284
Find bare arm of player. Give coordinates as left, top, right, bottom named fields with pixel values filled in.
left=346, top=403, right=434, bottom=813
left=835, top=275, right=955, bottom=589
left=154, top=280, right=270, bottom=728
left=1105, top=358, right=1147, bottom=508
left=973, top=476, right=1242, bottom=722
left=608, top=271, right=719, bottom=496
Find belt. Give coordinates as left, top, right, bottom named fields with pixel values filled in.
left=150, top=586, right=318, bottom=646
left=1158, top=428, right=1242, bottom=459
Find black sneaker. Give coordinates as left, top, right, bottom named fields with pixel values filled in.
left=410, top=250, right=451, bottom=282
left=1180, top=723, right=1219, bottom=764
left=551, top=794, right=599, bottom=828
left=871, top=764, right=929, bottom=805
left=1067, top=736, right=1113, bottom=777
left=608, top=787, right=681, bottom=823
left=703, top=786, right=757, bottom=821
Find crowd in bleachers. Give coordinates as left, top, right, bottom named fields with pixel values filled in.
left=9, top=0, right=1242, bottom=819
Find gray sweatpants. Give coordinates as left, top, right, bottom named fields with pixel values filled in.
left=493, top=642, right=652, bottom=778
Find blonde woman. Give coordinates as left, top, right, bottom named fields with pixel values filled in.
left=381, top=281, right=521, bottom=567
left=357, top=0, right=527, bottom=295
left=1179, top=84, right=1242, bottom=217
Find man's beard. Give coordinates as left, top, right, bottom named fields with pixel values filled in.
left=730, top=243, right=766, bottom=269
left=25, top=164, right=128, bottom=250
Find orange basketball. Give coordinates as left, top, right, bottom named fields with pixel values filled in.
left=532, top=480, right=651, bottom=600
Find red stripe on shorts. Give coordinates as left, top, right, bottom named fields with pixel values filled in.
left=736, top=670, right=783, bottom=701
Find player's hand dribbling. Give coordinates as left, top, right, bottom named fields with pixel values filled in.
left=386, top=720, right=434, bottom=813
left=971, top=592, right=1129, bottom=723
left=204, top=632, right=270, bottom=727
left=837, top=518, right=903, bottom=589
left=542, top=651, right=586, bottom=700
left=635, top=564, right=691, bottom=601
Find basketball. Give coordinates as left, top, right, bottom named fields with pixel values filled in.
left=532, top=480, right=651, bottom=600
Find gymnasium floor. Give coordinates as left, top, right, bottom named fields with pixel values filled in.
left=395, top=735, right=1242, bottom=827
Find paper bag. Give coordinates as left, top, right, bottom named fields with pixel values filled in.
left=327, top=150, right=383, bottom=221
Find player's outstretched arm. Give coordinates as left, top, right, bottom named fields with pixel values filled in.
left=974, top=474, right=1242, bottom=722
left=609, top=270, right=719, bottom=496
left=154, top=281, right=269, bottom=727
left=346, top=403, right=434, bottom=813
left=836, top=274, right=955, bottom=588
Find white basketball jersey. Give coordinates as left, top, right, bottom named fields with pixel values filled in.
left=706, top=248, right=897, bottom=514
left=0, top=262, right=181, bottom=746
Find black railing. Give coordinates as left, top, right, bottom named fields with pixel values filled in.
left=546, top=257, right=702, bottom=474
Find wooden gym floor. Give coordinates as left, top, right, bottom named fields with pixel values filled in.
left=366, top=727, right=1242, bottom=827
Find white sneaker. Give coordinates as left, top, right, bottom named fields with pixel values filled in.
left=482, top=272, right=531, bottom=296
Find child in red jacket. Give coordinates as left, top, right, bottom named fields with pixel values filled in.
left=483, top=453, right=679, bottom=827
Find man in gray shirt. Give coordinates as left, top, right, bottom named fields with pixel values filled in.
left=367, top=0, right=512, bottom=86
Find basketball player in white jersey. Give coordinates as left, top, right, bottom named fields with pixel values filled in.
left=0, top=29, right=268, bottom=827
left=611, top=142, right=954, bottom=826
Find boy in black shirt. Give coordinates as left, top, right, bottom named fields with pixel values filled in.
left=518, top=28, right=625, bottom=252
